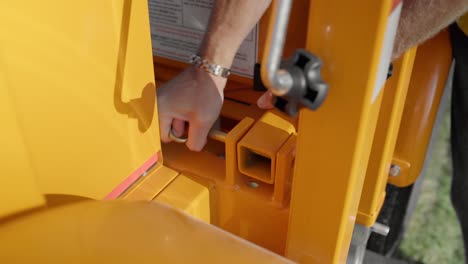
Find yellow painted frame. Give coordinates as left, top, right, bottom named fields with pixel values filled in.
left=357, top=48, right=417, bottom=226
left=286, top=0, right=393, bottom=262
left=0, top=0, right=454, bottom=263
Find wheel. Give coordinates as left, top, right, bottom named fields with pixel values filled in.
left=367, top=178, right=424, bottom=256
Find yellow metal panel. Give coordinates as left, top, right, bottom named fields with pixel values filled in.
left=154, top=174, right=211, bottom=223
left=285, top=0, right=393, bottom=263
left=226, top=117, right=256, bottom=185
left=389, top=31, right=452, bottom=187
left=238, top=121, right=291, bottom=184
left=120, top=164, right=179, bottom=201
left=357, top=48, right=417, bottom=226
left=273, top=135, right=296, bottom=207
left=162, top=115, right=290, bottom=254
left=259, top=110, right=297, bottom=134
left=0, top=69, right=45, bottom=218
left=0, top=201, right=293, bottom=264
left=0, top=1, right=160, bottom=199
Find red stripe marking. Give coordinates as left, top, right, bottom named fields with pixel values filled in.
left=104, top=153, right=159, bottom=200
left=391, top=0, right=402, bottom=12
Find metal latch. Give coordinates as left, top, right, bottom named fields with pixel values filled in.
left=261, top=0, right=329, bottom=116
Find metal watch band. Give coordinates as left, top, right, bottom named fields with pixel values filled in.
left=189, top=54, right=231, bottom=78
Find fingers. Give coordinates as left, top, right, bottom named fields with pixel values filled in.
left=160, top=115, right=209, bottom=152
left=159, top=116, right=173, bottom=143
left=186, top=120, right=212, bottom=151
left=171, top=119, right=186, bottom=137
left=257, top=91, right=275, bottom=109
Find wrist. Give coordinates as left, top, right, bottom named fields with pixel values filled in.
left=190, top=54, right=232, bottom=78
left=189, top=66, right=227, bottom=97
left=198, top=34, right=242, bottom=68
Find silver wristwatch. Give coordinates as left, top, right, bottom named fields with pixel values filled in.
left=189, top=54, right=231, bottom=78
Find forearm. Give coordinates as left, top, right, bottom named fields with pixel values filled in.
left=393, top=0, right=468, bottom=59
left=198, top=0, right=271, bottom=68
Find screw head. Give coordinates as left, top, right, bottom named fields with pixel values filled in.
left=247, top=181, right=259, bottom=188
left=389, top=164, right=401, bottom=177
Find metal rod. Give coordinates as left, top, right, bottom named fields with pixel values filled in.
left=371, top=222, right=390, bottom=236
left=169, top=129, right=227, bottom=144
left=261, top=0, right=294, bottom=96
left=208, top=130, right=227, bottom=143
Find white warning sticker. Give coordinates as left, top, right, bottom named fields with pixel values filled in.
left=372, top=1, right=402, bottom=103
left=148, top=0, right=258, bottom=78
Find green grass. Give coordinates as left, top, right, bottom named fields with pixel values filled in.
left=397, top=111, right=465, bottom=264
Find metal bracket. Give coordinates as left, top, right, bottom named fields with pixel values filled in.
left=261, top=0, right=329, bottom=116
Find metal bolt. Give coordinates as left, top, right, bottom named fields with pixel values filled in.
left=371, top=222, right=390, bottom=236
left=247, top=181, right=259, bottom=188
left=389, top=164, right=401, bottom=177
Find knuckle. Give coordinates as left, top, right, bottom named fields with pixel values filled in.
left=186, top=140, right=206, bottom=152
left=161, top=137, right=171, bottom=143
left=187, top=144, right=202, bottom=152
left=193, top=114, right=213, bottom=125
left=159, top=130, right=171, bottom=143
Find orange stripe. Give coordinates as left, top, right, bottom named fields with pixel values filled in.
left=104, top=153, right=159, bottom=200
left=391, top=0, right=402, bottom=12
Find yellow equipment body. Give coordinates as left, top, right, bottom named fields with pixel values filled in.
left=0, top=0, right=452, bottom=263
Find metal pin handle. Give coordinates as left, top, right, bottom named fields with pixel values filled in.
left=169, top=128, right=227, bottom=144
left=371, top=222, right=390, bottom=236
left=261, top=0, right=294, bottom=96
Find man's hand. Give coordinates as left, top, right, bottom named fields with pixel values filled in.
left=156, top=0, right=270, bottom=151
left=257, top=91, right=275, bottom=110
left=157, top=66, right=226, bottom=151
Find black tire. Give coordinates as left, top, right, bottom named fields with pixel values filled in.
left=366, top=183, right=417, bottom=256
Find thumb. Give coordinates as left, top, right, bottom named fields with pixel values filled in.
left=257, top=91, right=275, bottom=109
